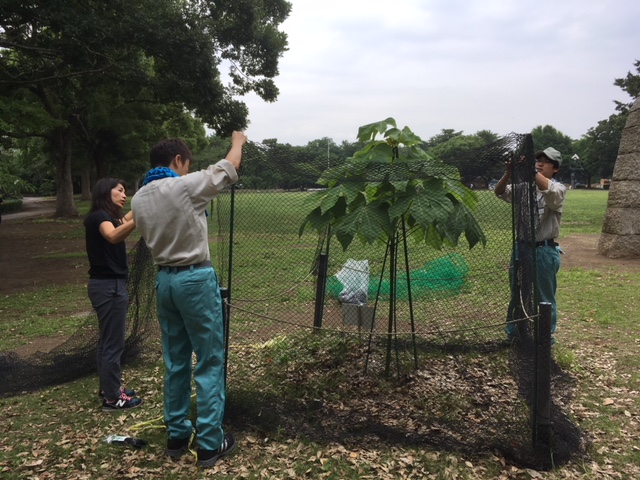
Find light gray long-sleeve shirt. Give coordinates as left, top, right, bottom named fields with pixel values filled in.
left=498, top=179, right=567, bottom=241
left=131, top=160, right=238, bottom=266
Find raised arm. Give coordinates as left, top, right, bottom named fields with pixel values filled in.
left=224, top=131, right=248, bottom=171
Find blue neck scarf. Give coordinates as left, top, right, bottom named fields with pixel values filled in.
left=142, top=167, right=179, bottom=186
left=140, top=166, right=208, bottom=217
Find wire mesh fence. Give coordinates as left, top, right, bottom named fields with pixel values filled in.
left=216, top=134, right=588, bottom=469
left=0, top=133, right=589, bottom=469
left=218, top=135, right=526, bottom=354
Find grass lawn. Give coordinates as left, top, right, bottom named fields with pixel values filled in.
left=0, top=189, right=638, bottom=479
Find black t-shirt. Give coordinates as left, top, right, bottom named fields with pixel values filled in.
left=85, top=211, right=128, bottom=279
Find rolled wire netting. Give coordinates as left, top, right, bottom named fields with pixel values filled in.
left=0, top=239, right=159, bottom=398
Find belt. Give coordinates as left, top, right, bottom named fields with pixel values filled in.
left=158, top=260, right=212, bottom=273
left=535, top=240, right=558, bottom=247
left=518, top=239, right=558, bottom=248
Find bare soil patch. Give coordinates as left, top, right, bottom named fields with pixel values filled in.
left=0, top=216, right=87, bottom=295
left=559, top=233, right=640, bottom=272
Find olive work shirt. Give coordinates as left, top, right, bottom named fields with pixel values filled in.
left=497, top=179, right=566, bottom=242
left=131, top=160, right=238, bottom=266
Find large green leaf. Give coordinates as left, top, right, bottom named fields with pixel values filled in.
left=390, top=180, right=409, bottom=193
left=342, top=182, right=364, bottom=204
left=423, top=224, right=445, bottom=250
left=360, top=142, right=394, bottom=163
left=301, top=189, right=329, bottom=210
left=445, top=178, right=478, bottom=209
left=409, top=186, right=454, bottom=228
left=298, top=206, right=330, bottom=236
left=334, top=203, right=389, bottom=249
left=357, top=118, right=396, bottom=142
left=388, top=194, right=413, bottom=221
left=335, top=229, right=355, bottom=251
left=319, top=188, right=342, bottom=214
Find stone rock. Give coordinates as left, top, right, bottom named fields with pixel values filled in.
left=601, top=207, right=640, bottom=235
left=599, top=96, right=640, bottom=258
left=598, top=232, right=640, bottom=258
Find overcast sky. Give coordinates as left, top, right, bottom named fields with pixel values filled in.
left=237, top=0, right=639, bottom=146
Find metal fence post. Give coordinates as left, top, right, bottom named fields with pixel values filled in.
left=535, top=301, right=552, bottom=464
left=313, top=253, right=329, bottom=330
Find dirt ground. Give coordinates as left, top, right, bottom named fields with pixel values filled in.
left=1, top=198, right=88, bottom=295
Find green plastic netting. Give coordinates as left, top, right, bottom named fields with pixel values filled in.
left=326, top=253, right=469, bottom=302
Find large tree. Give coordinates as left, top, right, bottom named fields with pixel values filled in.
left=423, top=128, right=463, bottom=149
left=575, top=113, right=627, bottom=184
left=427, top=131, right=503, bottom=185
left=575, top=62, right=640, bottom=187
left=613, top=59, right=640, bottom=112
left=0, top=0, right=290, bottom=216
left=530, top=125, right=577, bottom=183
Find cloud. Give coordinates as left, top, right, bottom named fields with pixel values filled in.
left=238, top=0, right=639, bottom=145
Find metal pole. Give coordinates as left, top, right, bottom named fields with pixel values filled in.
left=313, top=252, right=329, bottom=330
left=535, top=301, right=552, bottom=465
left=364, top=238, right=391, bottom=374
left=223, top=186, right=236, bottom=384
left=401, top=217, right=419, bottom=369
left=385, top=234, right=397, bottom=378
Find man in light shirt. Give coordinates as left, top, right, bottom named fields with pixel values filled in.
left=132, top=131, right=246, bottom=467
left=495, top=147, right=566, bottom=344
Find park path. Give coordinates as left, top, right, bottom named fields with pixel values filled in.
left=2, top=196, right=56, bottom=221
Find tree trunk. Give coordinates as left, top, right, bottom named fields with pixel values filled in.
left=53, top=126, right=79, bottom=217
left=598, top=96, right=640, bottom=258
left=80, top=169, right=91, bottom=201
left=94, top=145, right=109, bottom=180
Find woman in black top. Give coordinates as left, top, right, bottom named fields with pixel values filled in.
left=84, top=178, right=142, bottom=411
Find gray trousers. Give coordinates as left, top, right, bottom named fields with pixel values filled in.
left=88, top=278, right=128, bottom=401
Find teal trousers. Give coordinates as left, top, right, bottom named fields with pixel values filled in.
left=507, top=245, right=561, bottom=336
left=156, top=266, right=226, bottom=450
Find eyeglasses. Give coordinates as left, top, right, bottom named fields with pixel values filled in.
left=536, top=157, right=555, bottom=164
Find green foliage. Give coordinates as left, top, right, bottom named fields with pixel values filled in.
left=428, top=133, right=492, bottom=183
left=574, top=113, right=627, bottom=180
left=300, top=118, right=486, bottom=252
left=475, top=129, right=500, bottom=145
left=571, top=59, right=639, bottom=184
left=423, top=128, right=464, bottom=149
left=0, top=0, right=291, bottom=215
left=0, top=173, right=36, bottom=197
left=531, top=125, right=575, bottom=159
left=414, top=129, right=501, bottom=185
left=0, top=197, right=22, bottom=213
left=613, top=59, right=640, bottom=112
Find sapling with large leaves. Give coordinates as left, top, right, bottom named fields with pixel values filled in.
left=300, top=117, right=486, bottom=252
left=300, top=118, right=487, bottom=376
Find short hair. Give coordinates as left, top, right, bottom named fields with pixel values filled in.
left=84, top=178, right=125, bottom=225
left=149, top=138, right=192, bottom=168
